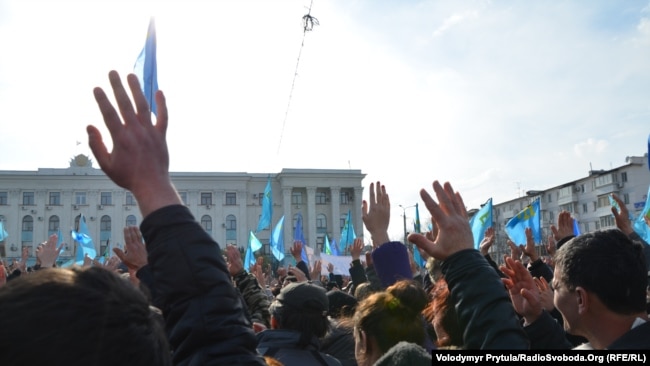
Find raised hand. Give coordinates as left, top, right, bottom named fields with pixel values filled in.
left=224, top=245, right=244, bottom=276
left=290, top=241, right=303, bottom=262
left=610, top=193, right=634, bottom=235
left=535, top=277, right=554, bottom=312
left=113, top=226, right=148, bottom=272
left=546, top=234, right=556, bottom=256
left=350, top=237, right=364, bottom=261
left=550, top=210, right=575, bottom=241
left=479, top=227, right=496, bottom=256
left=36, top=233, right=64, bottom=268
left=520, top=227, right=539, bottom=262
left=362, top=181, right=390, bottom=247
left=408, top=181, right=473, bottom=260
left=288, top=265, right=307, bottom=283
left=310, top=260, right=322, bottom=281
left=506, top=239, right=522, bottom=261
left=500, top=256, right=543, bottom=325
left=88, top=71, right=180, bottom=217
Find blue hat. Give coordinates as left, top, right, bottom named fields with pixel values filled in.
left=371, top=242, right=413, bottom=288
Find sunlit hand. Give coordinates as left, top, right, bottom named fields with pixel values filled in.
left=546, top=234, right=556, bottom=256
left=500, top=256, right=543, bottom=325
left=288, top=265, right=307, bottom=283
left=36, top=233, right=64, bottom=268
left=479, top=227, right=496, bottom=256
left=550, top=210, right=574, bottom=241
left=408, top=181, right=473, bottom=260
left=113, top=226, right=148, bottom=272
left=350, top=238, right=364, bottom=261
left=507, top=239, right=522, bottom=261
left=535, top=277, right=554, bottom=312
left=362, top=181, right=390, bottom=247
left=610, top=193, right=634, bottom=235
left=521, top=227, right=539, bottom=262
left=224, top=245, right=244, bottom=276
left=290, top=241, right=303, bottom=262
left=310, top=260, right=322, bottom=281
left=88, top=71, right=180, bottom=217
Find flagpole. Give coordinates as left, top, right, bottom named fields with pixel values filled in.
left=399, top=204, right=416, bottom=246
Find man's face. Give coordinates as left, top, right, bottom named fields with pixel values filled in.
left=552, top=265, right=581, bottom=336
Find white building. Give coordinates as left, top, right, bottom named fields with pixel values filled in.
left=0, top=154, right=366, bottom=261
left=485, top=154, right=649, bottom=261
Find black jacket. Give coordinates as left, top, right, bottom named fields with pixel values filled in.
left=140, top=205, right=266, bottom=365
left=441, top=249, right=529, bottom=349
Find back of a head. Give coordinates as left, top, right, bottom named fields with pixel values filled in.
left=354, top=279, right=428, bottom=355
left=270, top=282, right=330, bottom=340
left=0, top=267, right=170, bottom=366
left=423, top=277, right=462, bottom=348
left=555, top=229, right=647, bottom=315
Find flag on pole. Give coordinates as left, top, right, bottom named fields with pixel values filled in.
left=330, top=238, right=339, bottom=256
left=134, top=17, right=158, bottom=116
left=270, top=216, right=285, bottom=261
left=414, top=203, right=421, bottom=234
left=572, top=218, right=581, bottom=236
left=323, top=234, right=332, bottom=255
left=469, top=198, right=493, bottom=249
left=0, top=220, right=8, bottom=241
left=505, top=198, right=542, bottom=245
left=56, top=228, right=65, bottom=254
left=256, top=176, right=273, bottom=232
left=246, top=231, right=263, bottom=271
left=71, top=214, right=97, bottom=264
left=632, top=185, right=650, bottom=243
left=293, top=213, right=309, bottom=264
left=411, top=203, right=426, bottom=268
left=339, top=210, right=357, bottom=253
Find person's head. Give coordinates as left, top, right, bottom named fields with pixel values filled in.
left=327, top=289, right=358, bottom=319
left=553, top=229, right=647, bottom=338
left=423, top=277, right=462, bottom=348
left=0, top=266, right=170, bottom=365
left=269, top=282, right=330, bottom=345
left=353, top=279, right=428, bottom=366
left=354, top=282, right=377, bottom=302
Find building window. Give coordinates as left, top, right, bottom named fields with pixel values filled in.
left=126, top=215, right=137, bottom=227
left=23, top=192, right=35, bottom=206
left=597, top=195, right=609, bottom=208
left=125, top=192, right=136, bottom=206
left=22, top=216, right=33, bottom=231
left=0, top=192, right=7, bottom=205
left=21, top=216, right=33, bottom=245
left=48, top=216, right=60, bottom=232
left=75, top=192, right=87, bottom=205
left=582, top=203, right=588, bottom=213
left=584, top=222, right=589, bottom=232
left=201, top=215, right=212, bottom=233
left=49, top=192, right=61, bottom=206
left=316, top=214, right=327, bottom=234
left=593, top=201, right=597, bottom=211
left=178, top=192, right=188, bottom=205
left=225, top=192, right=236, bottom=206
left=340, top=191, right=352, bottom=205
left=100, top=192, right=112, bottom=205
left=599, top=215, right=615, bottom=228
left=340, top=214, right=347, bottom=231
left=257, top=193, right=264, bottom=206
left=316, top=191, right=327, bottom=205
left=226, top=215, right=237, bottom=241
left=580, top=184, right=585, bottom=193
left=547, top=194, right=551, bottom=203
left=623, top=193, right=630, bottom=204
left=201, top=192, right=213, bottom=206
left=291, top=192, right=302, bottom=205
left=100, top=215, right=111, bottom=231
left=621, top=172, right=628, bottom=183
left=548, top=211, right=554, bottom=223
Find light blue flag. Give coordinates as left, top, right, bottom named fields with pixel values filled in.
left=134, top=17, right=158, bottom=116
left=323, top=234, right=332, bottom=255
left=572, top=218, right=581, bottom=236
left=0, top=220, right=8, bottom=241
left=339, top=210, right=357, bottom=253
left=505, top=198, right=542, bottom=245
left=632, top=185, right=650, bottom=243
left=330, top=238, right=339, bottom=256
left=72, top=214, right=97, bottom=264
left=246, top=231, right=263, bottom=271
left=271, top=216, right=285, bottom=261
left=413, top=247, right=426, bottom=269
left=469, top=198, right=493, bottom=249
left=256, top=176, right=273, bottom=232
left=293, top=213, right=309, bottom=264
left=56, top=228, right=65, bottom=255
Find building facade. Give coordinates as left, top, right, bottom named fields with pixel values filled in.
left=485, top=154, right=649, bottom=262
left=0, top=154, right=366, bottom=261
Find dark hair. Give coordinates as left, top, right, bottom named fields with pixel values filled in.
left=270, top=301, right=330, bottom=346
left=0, top=267, right=170, bottom=365
left=554, top=229, right=647, bottom=314
left=354, top=279, right=428, bottom=355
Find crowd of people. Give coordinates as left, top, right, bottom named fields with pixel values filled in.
left=0, top=70, right=649, bottom=365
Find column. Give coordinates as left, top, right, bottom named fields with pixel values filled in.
left=306, top=187, right=316, bottom=251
